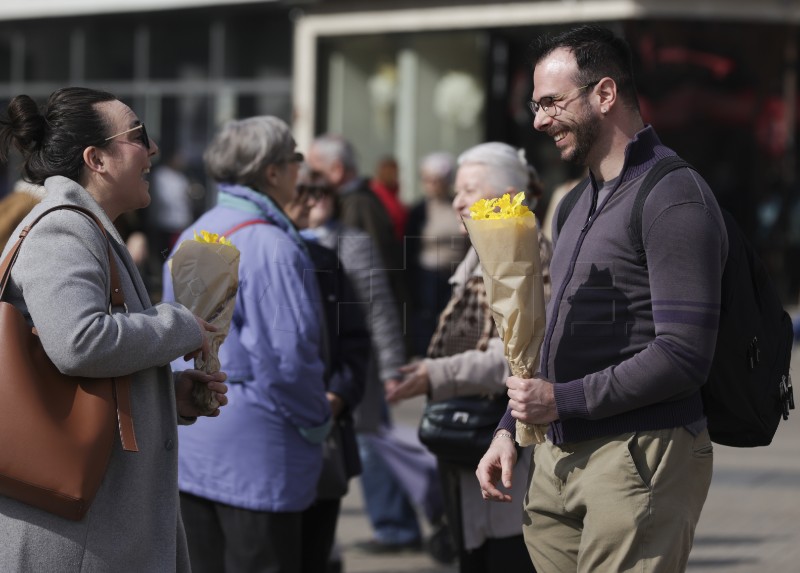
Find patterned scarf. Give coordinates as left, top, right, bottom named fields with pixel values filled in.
left=427, top=275, right=496, bottom=358
left=426, top=224, right=552, bottom=360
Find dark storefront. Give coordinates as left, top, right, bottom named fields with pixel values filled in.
left=483, top=20, right=800, bottom=300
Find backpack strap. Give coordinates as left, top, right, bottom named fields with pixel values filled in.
left=628, top=156, right=694, bottom=267
left=555, top=176, right=590, bottom=237
left=222, top=219, right=270, bottom=237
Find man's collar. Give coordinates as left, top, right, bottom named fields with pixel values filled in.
left=588, top=125, right=676, bottom=185
left=618, top=125, right=676, bottom=183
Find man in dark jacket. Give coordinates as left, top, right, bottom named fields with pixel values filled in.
left=477, top=25, right=728, bottom=572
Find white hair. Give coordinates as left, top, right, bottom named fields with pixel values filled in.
left=420, top=151, right=456, bottom=186
left=457, top=142, right=529, bottom=196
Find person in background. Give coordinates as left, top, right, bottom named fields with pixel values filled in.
left=405, top=151, right=469, bottom=357
left=540, top=168, right=587, bottom=243
left=301, top=162, right=449, bottom=559
left=306, top=134, right=429, bottom=554
left=477, top=25, right=726, bottom=572
left=0, top=86, right=226, bottom=572
left=149, top=150, right=194, bottom=259
left=369, top=155, right=408, bottom=243
left=0, top=179, right=43, bottom=251
left=307, top=135, right=407, bottom=313
left=525, top=163, right=552, bottom=301
left=284, top=167, right=371, bottom=573
left=162, top=116, right=332, bottom=572
left=388, top=142, right=550, bottom=573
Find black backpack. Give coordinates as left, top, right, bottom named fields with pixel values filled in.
left=556, top=156, right=795, bottom=447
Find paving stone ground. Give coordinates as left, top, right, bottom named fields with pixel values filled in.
left=335, top=346, right=800, bottom=573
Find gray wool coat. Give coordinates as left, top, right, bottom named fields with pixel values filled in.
left=0, top=176, right=203, bottom=572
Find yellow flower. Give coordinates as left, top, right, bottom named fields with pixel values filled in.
left=469, top=193, right=533, bottom=220
left=193, top=229, right=233, bottom=246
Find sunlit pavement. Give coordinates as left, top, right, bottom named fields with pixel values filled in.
left=686, top=343, right=800, bottom=572
left=335, top=346, right=800, bottom=573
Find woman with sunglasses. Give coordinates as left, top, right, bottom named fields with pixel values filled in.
left=0, top=87, right=228, bottom=571
left=284, top=167, right=371, bottom=572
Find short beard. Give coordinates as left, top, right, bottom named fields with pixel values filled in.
left=564, top=100, right=601, bottom=167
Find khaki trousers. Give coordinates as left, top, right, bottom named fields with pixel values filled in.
left=522, top=427, right=713, bottom=573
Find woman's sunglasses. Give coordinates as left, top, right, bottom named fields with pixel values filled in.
left=105, top=123, right=150, bottom=151
left=296, top=183, right=333, bottom=201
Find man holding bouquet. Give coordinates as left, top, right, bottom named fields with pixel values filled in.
left=477, top=25, right=728, bottom=573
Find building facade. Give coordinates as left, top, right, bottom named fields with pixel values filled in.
left=1, top=0, right=799, bottom=299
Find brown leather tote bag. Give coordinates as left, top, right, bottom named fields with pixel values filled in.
left=0, top=205, right=138, bottom=521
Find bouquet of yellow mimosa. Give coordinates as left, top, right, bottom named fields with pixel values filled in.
left=169, top=230, right=240, bottom=414
left=463, top=193, right=547, bottom=446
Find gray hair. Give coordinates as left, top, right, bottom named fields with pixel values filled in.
left=204, top=116, right=295, bottom=188
left=457, top=142, right=529, bottom=196
left=420, top=151, right=456, bottom=186
left=310, top=133, right=358, bottom=174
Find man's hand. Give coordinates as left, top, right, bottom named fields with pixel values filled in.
left=176, top=369, right=228, bottom=418
left=506, top=375, right=558, bottom=425
left=476, top=431, right=518, bottom=502
left=385, top=362, right=430, bottom=404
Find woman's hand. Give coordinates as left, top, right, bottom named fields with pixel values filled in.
left=183, top=316, right=218, bottom=362
left=176, top=369, right=228, bottom=418
left=385, top=362, right=430, bottom=404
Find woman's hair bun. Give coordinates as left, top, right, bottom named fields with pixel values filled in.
left=6, top=95, right=46, bottom=150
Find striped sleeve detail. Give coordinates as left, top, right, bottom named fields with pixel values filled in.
left=652, top=299, right=719, bottom=329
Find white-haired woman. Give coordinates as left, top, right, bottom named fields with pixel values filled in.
left=162, top=116, right=332, bottom=572
left=387, top=142, right=551, bottom=573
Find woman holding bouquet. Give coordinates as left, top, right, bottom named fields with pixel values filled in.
left=162, top=116, right=333, bottom=572
left=387, top=142, right=551, bottom=573
left=0, top=87, right=226, bottom=571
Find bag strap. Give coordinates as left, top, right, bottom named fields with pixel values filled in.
left=627, top=156, right=694, bottom=267
left=0, top=205, right=138, bottom=452
left=555, top=176, right=590, bottom=237
left=222, top=218, right=270, bottom=237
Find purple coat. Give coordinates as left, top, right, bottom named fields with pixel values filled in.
left=163, top=184, right=331, bottom=512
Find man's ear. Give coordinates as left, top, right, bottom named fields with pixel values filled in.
left=83, top=146, right=105, bottom=174
left=595, top=77, right=617, bottom=113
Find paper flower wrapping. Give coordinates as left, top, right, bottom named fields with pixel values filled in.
left=463, top=193, right=548, bottom=446
left=169, top=230, right=240, bottom=414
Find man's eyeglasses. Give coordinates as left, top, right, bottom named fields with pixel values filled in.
left=105, top=123, right=150, bottom=151
left=528, top=81, right=599, bottom=117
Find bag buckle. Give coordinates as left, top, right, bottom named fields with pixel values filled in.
left=780, top=374, right=795, bottom=421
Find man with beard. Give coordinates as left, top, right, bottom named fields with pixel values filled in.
left=476, top=25, right=728, bottom=573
